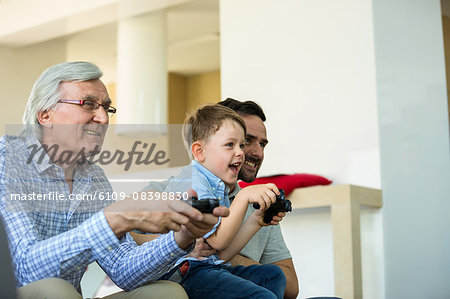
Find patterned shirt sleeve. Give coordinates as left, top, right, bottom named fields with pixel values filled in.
left=0, top=137, right=119, bottom=286
left=1, top=202, right=120, bottom=286
left=1, top=136, right=188, bottom=290
left=97, top=231, right=188, bottom=290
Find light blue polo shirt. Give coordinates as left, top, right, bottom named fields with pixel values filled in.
left=164, top=160, right=230, bottom=264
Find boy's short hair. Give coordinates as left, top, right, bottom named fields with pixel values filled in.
left=183, top=104, right=247, bottom=159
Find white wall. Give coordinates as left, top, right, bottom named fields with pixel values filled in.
left=373, top=0, right=450, bottom=298
left=220, top=0, right=384, bottom=298
left=66, top=23, right=118, bottom=84
left=220, top=0, right=381, bottom=188
left=0, top=39, right=66, bottom=134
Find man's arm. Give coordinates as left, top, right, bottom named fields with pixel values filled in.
left=272, top=258, right=299, bottom=299
left=129, top=179, right=170, bottom=246
left=0, top=139, right=119, bottom=287
left=2, top=208, right=119, bottom=287
left=258, top=224, right=299, bottom=299
left=99, top=201, right=229, bottom=291
left=230, top=253, right=259, bottom=266
left=129, top=231, right=159, bottom=245
left=228, top=208, right=299, bottom=299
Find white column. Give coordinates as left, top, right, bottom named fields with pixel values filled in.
left=116, top=10, right=167, bottom=135
left=373, top=0, right=450, bottom=298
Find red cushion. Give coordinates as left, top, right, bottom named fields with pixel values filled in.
left=238, top=173, right=332, bottom=196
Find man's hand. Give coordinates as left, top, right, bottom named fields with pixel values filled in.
left=268, top=211, right=286, bottom=225
left=129, top=206, right=230, bottom=251
left=251, top=210, right=287, bottom=227
left=104, top=192, right=204, bottom=238
left=174, top=206, right=229, bottom=249
left=187, top=238, right=217, bottom=259
left=104, top=189, right=230, bottom=250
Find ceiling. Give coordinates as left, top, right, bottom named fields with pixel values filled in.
left=166, top=0, right=220, bottom=75
left=0, top=0, right=220, bottom=76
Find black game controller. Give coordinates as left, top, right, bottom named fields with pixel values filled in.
left=186, top=196, right=220, bottom=213
left=253, top=189, right=292, bottom=223
left=133, top=197, right=220, bottom=234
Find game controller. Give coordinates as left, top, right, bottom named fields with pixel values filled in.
left=187, top=196, right=220, bottom=213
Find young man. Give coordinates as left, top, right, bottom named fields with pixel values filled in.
left=220, top=98, right=300, bottom=299
left=0, top=62, right=229, bottom=299
left=160, top=104, right=286, bottom=299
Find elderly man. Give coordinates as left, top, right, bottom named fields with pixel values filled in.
left=0, top=61, right=228, bottom=299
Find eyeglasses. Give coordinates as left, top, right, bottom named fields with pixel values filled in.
left=58, top=99, right=117, bottom=116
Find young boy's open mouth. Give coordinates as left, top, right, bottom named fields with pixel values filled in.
left=228, top=162, right=242, bottom=174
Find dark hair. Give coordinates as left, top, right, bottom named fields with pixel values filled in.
left=218, top=98, right=266, bottom=122
left=183, top=104, right=247, bottom=159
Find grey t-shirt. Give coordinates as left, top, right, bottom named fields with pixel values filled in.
left=229, top=183, right=292, bottom=264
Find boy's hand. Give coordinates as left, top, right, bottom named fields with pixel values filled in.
left=237, top=183, right=279, bottom=211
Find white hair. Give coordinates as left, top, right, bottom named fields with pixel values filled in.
left=22, top=61, right=103, bottom=125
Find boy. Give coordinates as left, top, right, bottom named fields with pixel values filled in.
left=161, top=104, right=286, bottom=299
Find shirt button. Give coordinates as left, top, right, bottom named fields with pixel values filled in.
left=170, top=253, right=175, bottom=257
left=219, top=182, right=223, bottom=186
left=107, top=246, right=113, bottom=251
left=218, top=196, right=222, bottom=200
left=212, top=187, right=216, bottom=191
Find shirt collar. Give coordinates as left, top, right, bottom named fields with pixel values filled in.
left=23, top=130, right=55, bottom=174
left=22, top=129, right=95, bottom=176
left=190, top=160, right=230, bottom=194
left=228, top=182, right=241, bottom=200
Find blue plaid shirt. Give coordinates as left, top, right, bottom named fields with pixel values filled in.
left=0, top=133, right=189, bottom=292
